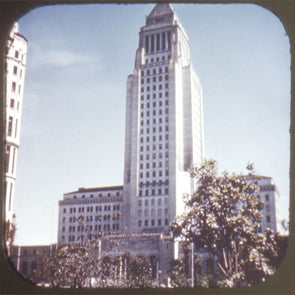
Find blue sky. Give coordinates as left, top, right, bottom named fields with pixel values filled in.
left=14, top=3, right=290, bottom=245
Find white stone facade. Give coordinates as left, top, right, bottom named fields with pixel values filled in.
left=122, top=3, right=204, bottom=234
left=5, top=23, right=27, bottom=221
left=57, top=186, right=123, bottom=244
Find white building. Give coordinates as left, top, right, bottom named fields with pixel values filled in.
left=5, top=23, right=27, bottom=222
left=245, top=175, right=280, bottom=233
left=122, top=3, right=204, bottom=234
left=57, top=4, right=204, bottom=276
left=58, top=186, right=123, bottom=244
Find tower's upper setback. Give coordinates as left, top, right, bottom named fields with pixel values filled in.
left=123, top=3, right=204, bottom=234
left=5, top=23, right=28, bottom=221
left=136, top=4, right=191, bottom=68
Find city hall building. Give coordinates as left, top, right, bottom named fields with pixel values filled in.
left=57, top=3, right=204, bottom=278
left=59, top=2, right=204, bottom=241
left=56, top=3, right=280, bottom=280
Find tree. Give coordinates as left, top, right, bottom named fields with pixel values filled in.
left=33, top=243, right=157, bottom=288
left=169, top=259, right=190, bottom=287
left=95, top=255, right=117, bottom=287
left=171, top=160, right=278, bottom=287
left=33, top=241, right=100, bottom=288
left=128, top=256, right=153, bottom=288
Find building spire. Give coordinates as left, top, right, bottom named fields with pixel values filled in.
left=148, top=3, right=174, bottom=18
left=145, top=3, right=177, bottom=27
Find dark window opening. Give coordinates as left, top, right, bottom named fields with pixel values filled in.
left=145, top=35, right=149, bottom=53
left=151, top=34, right=154, bottom=52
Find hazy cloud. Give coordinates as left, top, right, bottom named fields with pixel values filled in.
left=42, top=50, right=90, bottom=67
left=29, top=45, right=102, bottom=70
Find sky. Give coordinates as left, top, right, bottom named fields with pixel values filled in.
left=13, top=3, right=290, bottom=245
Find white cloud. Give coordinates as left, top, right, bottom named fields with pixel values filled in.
left=28, top=45, right=102, bottom=70
left=42, top=50, right=90, bottom=67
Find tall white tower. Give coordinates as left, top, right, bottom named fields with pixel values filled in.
left=123, top=4, right=204, bottom=233
left=5, top=23, right=27, bottom=222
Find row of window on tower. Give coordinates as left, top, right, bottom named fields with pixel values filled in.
left=139, top=187, right=169, bottom=196
left=141, top=84, right=169, bottom=93
left=138, top=218, right=169, bottom=227
left=140, top=117, right=169, bottom=129
left=138, top=187, right=169, bottom=197
left=139, top=179, right=169, bottom=187
left=144, top=31, right=172, bottom=53
left=141, top=107, right=170, bottom=117
left=140, top=161, right=168, bottom=169
left=138, top=197, right=168, bottom=207
left=139, top=168, right=169, bottom=177
left=139, top=142, right=169, bottom=153
left=141, top=66, right=169, bottom=77
left=140, top=134, right=169, bottom=146
left=141, top=91, right=169, bottom=101
left=140, top=125, right=169, bottom=136
left=144, top=55, right=171, bottom=65
left=138, top=207, right=168, bottom=217
left=140, top=133, right=169, bottom=146
left=140, top=133, right=169, bottom=143
left=138, top=184, right=169, bottom=195
left=141, top=74, right=169, bottom=84
left=141, top=100, right=169, bottom=110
